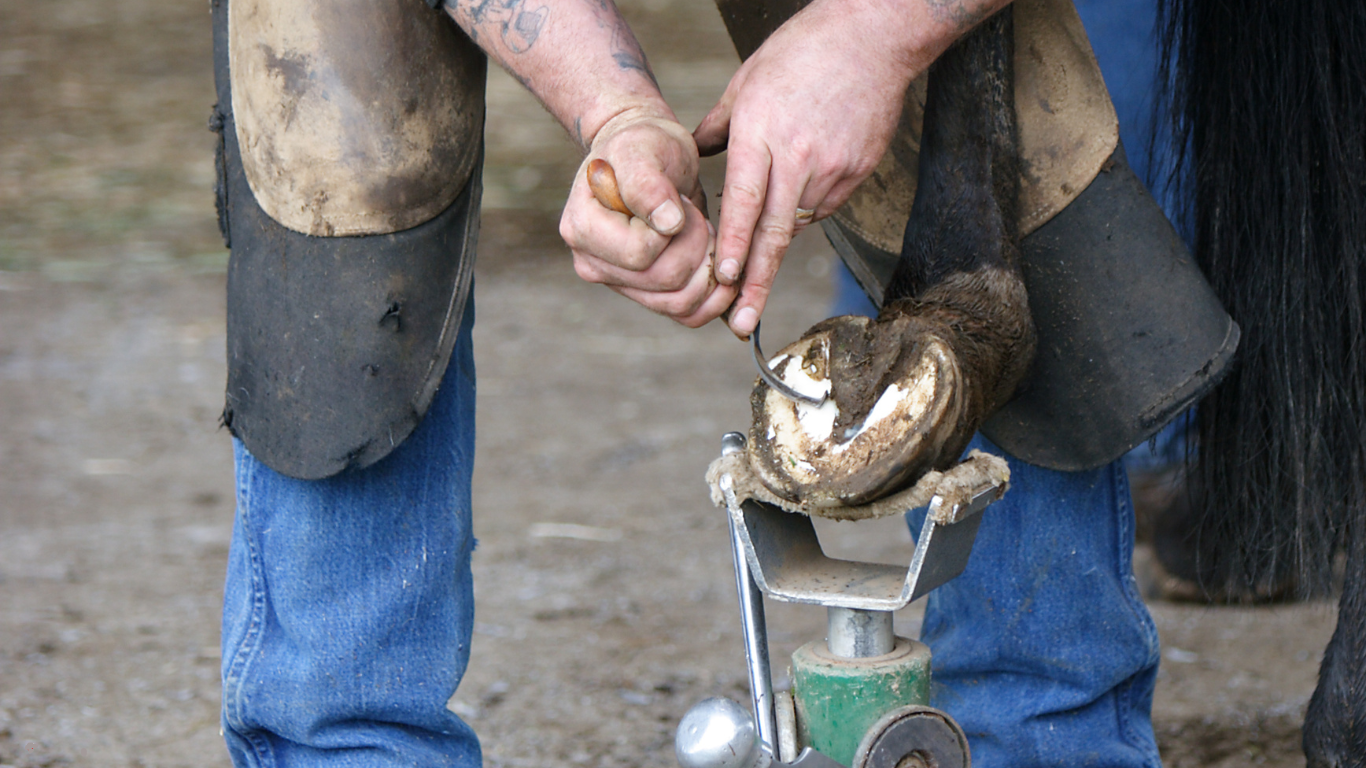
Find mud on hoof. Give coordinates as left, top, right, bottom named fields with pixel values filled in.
left=748, top=267, right=1033, bottom=508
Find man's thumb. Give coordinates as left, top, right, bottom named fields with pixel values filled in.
left=693, top=101, right=733, bottom=157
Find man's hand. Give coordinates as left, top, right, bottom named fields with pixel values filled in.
left=444, top=0, right=736, bottom=328
left=560, top=112, right=737, bottom=327
left=692, top=0, right=1009, bottom=338
left=693, top=0, right=925, bottom=337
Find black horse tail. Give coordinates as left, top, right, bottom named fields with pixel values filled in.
left=1156, top=0, right=1366, bottom=597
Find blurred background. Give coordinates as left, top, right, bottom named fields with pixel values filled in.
left=0, top=1, right=1337, bottom=766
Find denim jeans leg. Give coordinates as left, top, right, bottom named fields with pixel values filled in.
left=909, top=434, right=1162, bottom=768
left=221, top=302, right=480, bottom=768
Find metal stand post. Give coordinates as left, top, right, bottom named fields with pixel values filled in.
left=826, top=608, right=894, bottom=659
left=722, top=432, right=777, bottom=752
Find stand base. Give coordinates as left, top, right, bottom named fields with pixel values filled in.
left=792, top=637, right=932, bottom=767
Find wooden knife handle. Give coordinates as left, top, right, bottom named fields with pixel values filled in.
left=586, top=158, right=632, bottom=216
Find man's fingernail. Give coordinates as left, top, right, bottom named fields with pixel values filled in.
left=734, top=306, right=758, bottom=334
left=650, top=201, right=682, bottom=232
left=719, top=259, right=740, bottom=282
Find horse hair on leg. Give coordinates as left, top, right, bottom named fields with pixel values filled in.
left=1305, top=543, right=1366, bottom=768
left=747, top=9, right=1035, bottom=508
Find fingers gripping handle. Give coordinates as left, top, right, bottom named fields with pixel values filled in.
left=586, top=157, right=728, bottom=322
left=587, top=160, right=817, bottom=408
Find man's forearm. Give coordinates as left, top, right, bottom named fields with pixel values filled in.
left=824, top=0, right=1015, bottom=90
left=443, top=0, right=673, bottom=151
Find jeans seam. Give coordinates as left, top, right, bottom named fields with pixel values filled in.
left=223, top=447, right=276, bottom=768
left=1112, top=462, right=1163, bottom=767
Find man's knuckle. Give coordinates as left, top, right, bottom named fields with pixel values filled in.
left=726, top=181, right=765, bottom=207
left=756, top=219, right=792, bottom=239
left=788, top=139, right=814, bottom=165
left=572, top=257, right=600, bottom=282
left=642, top=298, right=673, bottom=318
left=850, top=155, right=879, bottom=179
left=662, top=294, right=697, bottom=317
left=721, top=224, right=754, bottom=247
left=686, top=294, right=710, bottom=316
left=663, top=262, right=693, bottom=290
left=629, top=250, right=660, bottom=271
left=742, top=283, right=772, bottom=304
left=817, top=157, right=846, bottom=180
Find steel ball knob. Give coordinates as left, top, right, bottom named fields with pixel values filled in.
left=675, top=697, right=772, bottom=768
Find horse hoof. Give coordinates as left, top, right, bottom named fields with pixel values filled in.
left=746, top=313, right=971, bottom=508
left=748, top=268, right=1034, bottom=508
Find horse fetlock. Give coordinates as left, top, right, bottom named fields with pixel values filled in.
left=890, top=266, right=1035, bottom=417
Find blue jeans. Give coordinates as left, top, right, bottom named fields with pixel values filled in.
left=910, top=435, right=1162, bottom=768
left=221, top=302, right=480, bottom=768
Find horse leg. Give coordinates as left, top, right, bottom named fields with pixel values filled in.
left=1304, top=543, right=1366, bottom=767
left=748, top=9, right=1035, bottom=507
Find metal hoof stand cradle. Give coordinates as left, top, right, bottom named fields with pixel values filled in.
left=677, top=433, right=1005, bottom=768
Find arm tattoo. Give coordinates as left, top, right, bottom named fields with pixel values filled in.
left=574, top=117, right=586, bottom=149
left=611, top=24, right=657, bottom=85
left=573, top=0, right=658, bottom=85
left=455, top=0, right=549, bottom=53
left=925, top=0, right=991, bottom=32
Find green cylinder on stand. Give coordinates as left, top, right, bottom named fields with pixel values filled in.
left=790, top=637, right=932, bottom=767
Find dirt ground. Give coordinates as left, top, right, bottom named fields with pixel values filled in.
left=0, top=1, right=1340, bottom=766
